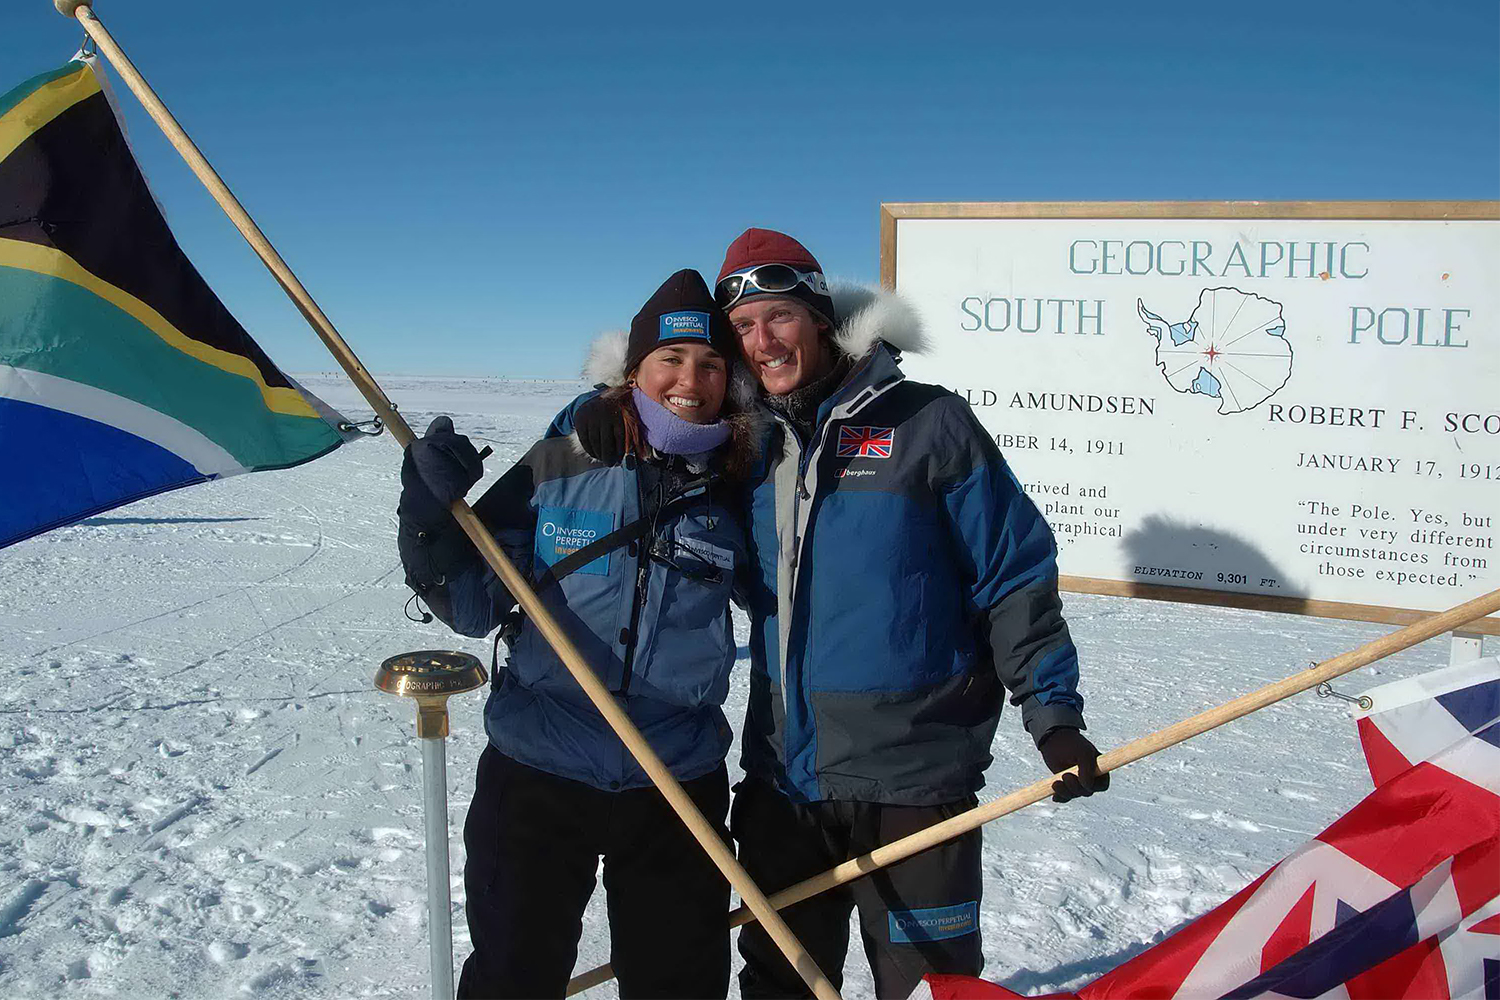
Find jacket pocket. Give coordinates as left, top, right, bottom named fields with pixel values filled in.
left=508, top=547, right=629, bottom=694
left=631, top=520, right=737, bottom=708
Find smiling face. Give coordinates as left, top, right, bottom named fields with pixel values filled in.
left=729, top=297, right=831, bottom=396
left=631, top=342, right=728, bottom=423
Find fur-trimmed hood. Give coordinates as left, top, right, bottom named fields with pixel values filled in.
left=581, top=328, right=633, bottom=388
left=826, top=280, right=928, bottom=363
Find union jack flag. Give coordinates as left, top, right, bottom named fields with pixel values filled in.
left=920, top=658, right=1500, bottom=1000
left=1356, top=658, right=1500, bottom=788
left=837, top=425, right=894, bottom=459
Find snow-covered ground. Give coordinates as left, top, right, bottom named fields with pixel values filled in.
left=0, top=376, right=1487, bottom=999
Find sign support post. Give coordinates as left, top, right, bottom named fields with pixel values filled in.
left=1450, top=631, right=1485, bottom=666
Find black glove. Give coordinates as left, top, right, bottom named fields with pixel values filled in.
left=574, top=393, right=628, bottom=466
left=1038, top=727, right=1109, bottom=803
left=400, top=416, right=484, bottom=528
left=398, top=416, right=484, bottom=594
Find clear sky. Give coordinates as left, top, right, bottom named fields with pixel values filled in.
left=4, top=1, right=1497, bottom=378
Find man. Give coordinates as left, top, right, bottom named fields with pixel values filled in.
left=575, top=228, right=1107, bottom=999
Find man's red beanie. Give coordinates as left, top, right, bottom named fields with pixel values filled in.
left=716, top=228, right=837, bottom=328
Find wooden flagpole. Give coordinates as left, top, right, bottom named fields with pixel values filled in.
left=53, top=5, right=839, bottom=997
left=567, top=586, right=1500, bottom=994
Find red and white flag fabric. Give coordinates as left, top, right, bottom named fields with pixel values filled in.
left=1354, top=657, right=1500, bottom=788
left=919, top=666, right=1500, bottom=1000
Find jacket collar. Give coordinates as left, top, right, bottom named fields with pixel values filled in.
left=817, top=341, right=904, bottom=425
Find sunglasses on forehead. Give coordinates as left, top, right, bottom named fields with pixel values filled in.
left=714, top=264, right=829, bottom=311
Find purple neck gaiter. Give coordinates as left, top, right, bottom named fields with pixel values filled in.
left=632, top=388, right=731, bottom=457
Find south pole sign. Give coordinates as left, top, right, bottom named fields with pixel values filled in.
left=883, top=202, right=1500, bottom=634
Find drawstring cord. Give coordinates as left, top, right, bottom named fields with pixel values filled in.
left=404, top=591, right=432, bottom=624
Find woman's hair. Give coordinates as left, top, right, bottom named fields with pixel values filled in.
left=603, top=384, right=648, bottom=459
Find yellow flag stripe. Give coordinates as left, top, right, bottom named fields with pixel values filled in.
left=0, top=238, right=318, bottom=419
left=0, top=63, right=101, bottom=165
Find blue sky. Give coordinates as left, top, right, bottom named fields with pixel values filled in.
left=4, top=1, right=1497, bottom=378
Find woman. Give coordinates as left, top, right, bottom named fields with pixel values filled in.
left=396, top=269, right=754, bottom=999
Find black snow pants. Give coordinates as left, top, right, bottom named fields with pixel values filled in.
left=733, top=777, right=984, bottom=1000
left=457, top=745, right=731, bottom=999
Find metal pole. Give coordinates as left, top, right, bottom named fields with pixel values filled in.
left=421, top=738, right=455, bottom=1000
left=375, top=652, right=485, bottom=1000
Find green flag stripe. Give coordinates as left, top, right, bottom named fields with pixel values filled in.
left=0, top=266, right=342, bottom=470
left=0, top=237, right=319, bottom=418
left=0, top=62, right=86, bottom=120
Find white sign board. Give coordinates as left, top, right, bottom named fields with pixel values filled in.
left=885, top=203, right=1499, bottom=634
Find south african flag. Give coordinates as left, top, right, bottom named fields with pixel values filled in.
left=0, top=58, right=352, bottom=549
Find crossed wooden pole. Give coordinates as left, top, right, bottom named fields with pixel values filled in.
left=565, top=585, right=1500, bottom=993
left=53, top=3, right=840, bottom=997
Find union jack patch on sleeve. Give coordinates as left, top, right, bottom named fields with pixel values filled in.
left=837, top=425, right=895, bottom=459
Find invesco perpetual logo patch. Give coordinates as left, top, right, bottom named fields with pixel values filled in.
left=541, top=519, right=601, bottom=542
left=535, top=507, right=614, bottom=577
left=547, top=522, right=599, bottom=548
left=887, top=902, right=978, bottom=944
left=659, top=310, right=711, bottom=342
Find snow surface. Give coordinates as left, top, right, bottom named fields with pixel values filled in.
left=0, top=375, right=1488, bottom=999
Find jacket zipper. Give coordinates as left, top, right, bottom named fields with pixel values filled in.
left=618, top=464, right=712, bottom=697
left=618, top=466, right=651, bottom=697
left=618, top=555, right=650, bottom=696
left=787, top=417, right=836, bottom=589
left=776, top=370, right=904, bottom=767
left=784, top=421, right=830, bottom=718
left=781, top=424, right=810, bottom=727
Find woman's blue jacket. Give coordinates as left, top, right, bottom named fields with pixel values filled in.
left=412, top=433, right=750, bottom=791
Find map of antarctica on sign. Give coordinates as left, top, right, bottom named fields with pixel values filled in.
left=1137, top=288, right=1293, bottom=414
left=892, top=213, right=1499, bottom=626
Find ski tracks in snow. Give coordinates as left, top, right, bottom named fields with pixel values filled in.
left=0, top=421, right=480, bottom=996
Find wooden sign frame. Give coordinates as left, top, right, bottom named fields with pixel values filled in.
left=880, top=201, right=1500, bottom=636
